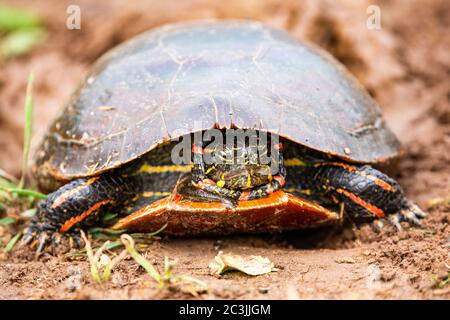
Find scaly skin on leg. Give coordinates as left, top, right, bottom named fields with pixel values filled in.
left=291, top=161, right=426, bottom=228
left=22, top=174, right=141, bottom=255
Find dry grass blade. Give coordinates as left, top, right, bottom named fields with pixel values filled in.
left=173, top=275, right=208, bottom=296
left=0, top=187, right=47, bottom=199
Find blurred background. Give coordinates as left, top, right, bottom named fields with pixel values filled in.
left=0, top=0, right=449, bottom=201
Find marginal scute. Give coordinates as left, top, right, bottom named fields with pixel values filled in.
left=34, top=20, right=400, bottom=188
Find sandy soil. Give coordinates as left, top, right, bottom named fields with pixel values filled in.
left=0, top=0, right=449, bottom=299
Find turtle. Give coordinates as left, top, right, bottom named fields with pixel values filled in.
left=23, top=20, right=425, bottom=253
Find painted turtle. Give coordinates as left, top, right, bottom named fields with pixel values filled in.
left=24, top=20, right=425, bottom=253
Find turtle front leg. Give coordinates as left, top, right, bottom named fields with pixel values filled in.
left=301, top=162, right=426, bottom=229
left=22, top=174, right=140, bottom=255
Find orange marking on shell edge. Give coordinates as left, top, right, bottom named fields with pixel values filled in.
left=193, top=178, right=215, bottom=190
left=191, top=145, right=204, bottom=154
left=336, top=188, right=385, bottom=218
left=51, top=177, right=100, bottom=209
left=274, top=175, right=285, bottom=187
left=59, top=200, right=111, bottom=233
left=273, top=143, right=283, bottom=150
left=173, top=194, right=181, bottom=202
left=111, top=191, right=339, bottom=234
left=239, top=191, right=251, bottom=201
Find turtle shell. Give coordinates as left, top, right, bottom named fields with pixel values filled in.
left=34, top=20, right=400, bottom=188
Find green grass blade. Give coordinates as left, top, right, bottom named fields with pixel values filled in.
left=0, top=168, right=18, bottom=184
left=101, top=249, right=128, bottom=283
left=64, top=240, right=123, bottom=258
left=145, top=223, right=167, bottom=236
left=0, top=217, right=16, bottom=226
left=102, top=212, right=118, bottom=222
left=18, top=72, right=34, bottom=189
left=101, top=262, right=113, bottom=283
left=0, top=177, right=17, bottom=189
left=80, top=231, right=102, bottom=285
left=4, top=232, right=22, bottom=253
left=0, top=183, right=13, bottom=202
left=127, top=223, right=168, bottom=239
left=89, top=227, right=127, bottom=235
left=20, top=208, right=36, bottom=218
left=0, top=28, right=46, bottom=59
left=163, top=256, right=174, bottom=282
left=121, top=234, right=163, bottom=286
left=0, top=187, right=47, bottom=199
left=0, top=5, right=42, bottom=31
left=105, top=240, right=122, bottom=250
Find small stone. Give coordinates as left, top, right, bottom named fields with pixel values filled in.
left=344, top=147, right=352, bottom=155
left=258, top=287, right=269, bottom=294
left=335, top=257, right=357, bottom=264
left=380, top=270, right=396, bottom=281
left=98, top=254, right=111, bottom=268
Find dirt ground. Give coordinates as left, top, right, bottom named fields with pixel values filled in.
left=0, top=0, right=449, bottom=299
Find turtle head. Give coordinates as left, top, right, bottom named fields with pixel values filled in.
left=189, top=130, right=285, bottom=204
left=205, top=142, right=274, bottom=190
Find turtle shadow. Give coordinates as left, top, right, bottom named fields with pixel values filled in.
left=276, top=224, right=358, bottom=250
left=168, top=222, right=358, bottom=251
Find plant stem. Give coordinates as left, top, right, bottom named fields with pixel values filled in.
left=19, top=71, right=34, bottom=189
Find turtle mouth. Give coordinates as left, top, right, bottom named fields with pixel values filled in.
left=218, top=165, right=274, bottom=189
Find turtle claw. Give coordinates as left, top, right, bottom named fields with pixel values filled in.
left=387, top=214, right=402, bottom=231
left=35, top=232, right=50, bottom=258
left=21, top=218, right=84, bottom=257
left=371, top=219, right=385, bottom=232
left=70, top=232, right=83, bottom=248
left=371, top=201, right=426, bottom=232
left=399, top=201, right=426, bottom=226
left=20, top=226, right=36, bottom=246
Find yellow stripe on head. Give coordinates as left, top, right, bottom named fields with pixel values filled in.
left=246, top=173, right=252, bottom=188
left=216, top=180, right=225, bottom=188
left=142, top=191, right=171, bottom=197
left=137, top=164, right=191, bottom=174
left=284, top=158, right=306, bottom=166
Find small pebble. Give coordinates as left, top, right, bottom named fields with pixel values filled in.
left=258, top=287, right=269, bottom=294
left=335, top=257, right=357, bottom=264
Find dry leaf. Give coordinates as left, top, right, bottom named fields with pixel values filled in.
left=209, top=251, right=274, bottom=276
